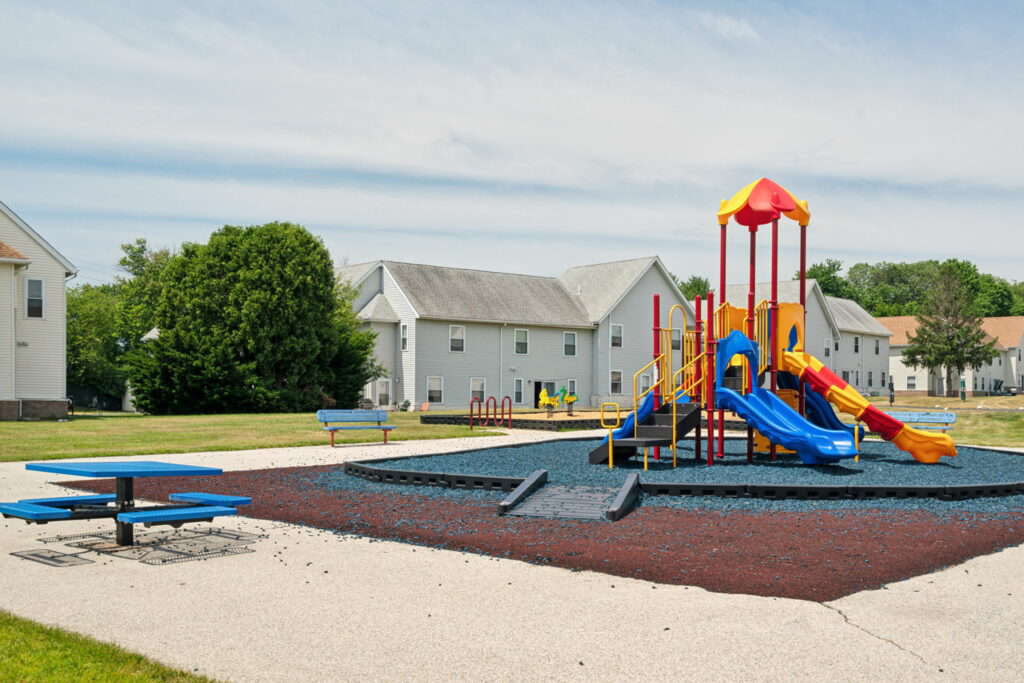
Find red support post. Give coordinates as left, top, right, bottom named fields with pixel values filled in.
left=705, top=291, right=716, bottom=466
left=718, top=223, right=727, bottom=461
left=770, top=218, right=779, bottom=460
left=694, top=294, right=703, bottom=463
left=747, top=224, right=757, bottom=462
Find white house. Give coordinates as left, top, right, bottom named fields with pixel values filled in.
left=879, top=316, right=1024, bottom=396
left=0, top=201, right=77, bottom=419
left=338, top=257, right=693, bottom=410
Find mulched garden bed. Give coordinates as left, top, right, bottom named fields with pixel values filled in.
left=67, top=464, right=1024, bottom=602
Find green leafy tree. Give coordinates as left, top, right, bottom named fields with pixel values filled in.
left=125, top=223, right=380, bottom=414
left=903, top=263, right=998, bottom=396
left=117, top=238, right=174, bottom=353
left=671, top=273, right=711, bottom=301
left=799, top=259, right=857, bottom=300
left=1010, top=281, right=1024, bottom=316
left=67, top=283, right=126, bottom=398
left=975, top=274, right=1014, bottom=317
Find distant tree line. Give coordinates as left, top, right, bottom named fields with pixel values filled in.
left=800, top=258, right=1024, bottom=318
left=67, top=223, right=380, bottom=414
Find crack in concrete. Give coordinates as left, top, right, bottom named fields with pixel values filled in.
left=821, top=603, right=934, bottom=669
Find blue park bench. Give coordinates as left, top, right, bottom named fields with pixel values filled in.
left=885, top=411, right=957, bottom=432
left=316, top=409, right=396, bottom=446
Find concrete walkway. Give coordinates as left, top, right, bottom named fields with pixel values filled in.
left=1, top=430, right=1021, bottom=681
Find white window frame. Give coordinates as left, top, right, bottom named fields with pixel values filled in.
left=427, top=376, right=444, bottom=404
left=855, top=370, right=860, bottom=386
left=449, top=325, right=465, bottom=353
left=469, top=377, right=486, bottom=402
left=400, top=324, right=408, bottom=352
left=874, top=338, right=880, bottom=355
left=562, top=331, right=577, bottom=357
left=907, top=376, right=916, bottom=390
left=25, top=277, right=45, bottom=319
left=854, top=336, right=860, bottom=353
left=567, top=378, right=577, bottom=396
left=377, top=379, right=391, bottom=407
left=867, top=371, right=873, bottom=388
left=513, top=328, right=529, bottom=355
left=610, top=323, right=624, bottom=349
left=881, top=372, right=886, bottom=387
left=610, top=369, right=623, bottom=395
left=639, top=373, right=651, bottom=394
left=671, top=329, right=682, bottom=351
left=513, top=378, right=524, bottom=404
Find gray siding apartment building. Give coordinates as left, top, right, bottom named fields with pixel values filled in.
left=339, top=257, right=693, bottom=410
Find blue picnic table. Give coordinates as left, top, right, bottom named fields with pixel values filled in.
left=1, top=461, right=251, bottom=546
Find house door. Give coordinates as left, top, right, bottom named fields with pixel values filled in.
left=533, top=381, right=542, bottom=408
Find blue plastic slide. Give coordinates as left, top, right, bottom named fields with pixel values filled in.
left=778, top=371, right=866, bottom=442
left=597, top=388, right=690, bottom=445
left=714, top=331, right=857, bottom=465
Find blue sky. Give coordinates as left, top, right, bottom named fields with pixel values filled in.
left=2, top=1, right=1022, bottom=286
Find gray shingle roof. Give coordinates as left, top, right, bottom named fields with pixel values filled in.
left=336, top=261, right=377, bottom=286
left=825, top=296, right=892, bottom=336
left=357, top=293, right=400, bottom=323
left=558, top=257, right=659, bottom=322
left=383, top=261, right=594, bottom=327
left=723, top=279, right=819, bottom=309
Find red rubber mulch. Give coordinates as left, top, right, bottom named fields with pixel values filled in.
left=67, top=465, right=1024, bottom=602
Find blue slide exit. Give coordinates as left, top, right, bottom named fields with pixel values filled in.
left=778, top=371, right=866, bottom=442
left=715, top=331, right=857, bottom=465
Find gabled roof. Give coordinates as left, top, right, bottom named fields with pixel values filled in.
left=381, top=260, right=593, bottom=328
left=559, top=257, right=666, bottom=322
left=336, top=260, right=378, bottom=287
left=0, top=200, right=77, bottom=277
left=877, top=315, right=1022, bottom=350
left=825, top=296, right=892, bottom=336
left=357, top=293, right=400, bottom=323
left=722, top=279, right=841, bottom=339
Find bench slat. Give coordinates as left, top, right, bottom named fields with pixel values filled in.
left=316, top=409, right=390, bottom=423
left=324, top=425, right=395, bottom=431
left=19, top=494, right=116, bottom=508
left=117, top=506, right=237, bottom=524
left=886, top=412, right=957, bottom=424
left=0, top=502, right=73, bottom=521
left=169, top=492, right=251, bottom=506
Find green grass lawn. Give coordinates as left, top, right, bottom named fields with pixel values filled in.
left=865, top=395, right=1024, bottom=447
left=0, top=411, right=499, bottom=463
left=0, top=610, right=213, bottom=682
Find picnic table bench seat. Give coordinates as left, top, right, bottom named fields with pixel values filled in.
left=0, top=501, right=74, bottom=521
left=315, top=409, right=396, bottom=446
left=169, top=492, right=251, bottom=506
left=19, top=494, right=116, bottom=508
left=117, top=505, right=238, bottom=527
left=885, top=411, right=956, bottom=432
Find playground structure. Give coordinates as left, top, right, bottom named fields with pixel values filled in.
left=590, top=177, right=958, bottom=468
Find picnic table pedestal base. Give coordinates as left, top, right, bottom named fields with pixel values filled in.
left=116, top=477, right=134, bottom=546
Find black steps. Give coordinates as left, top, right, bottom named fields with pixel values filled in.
left=588, top=402, right=701, bottom=467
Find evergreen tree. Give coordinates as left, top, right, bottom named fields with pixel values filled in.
left=903, top=263, right=998, bottom=396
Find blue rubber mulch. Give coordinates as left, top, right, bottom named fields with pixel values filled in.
left=308, top=438, right=1024, bottom=515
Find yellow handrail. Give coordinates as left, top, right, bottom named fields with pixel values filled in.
left=755, top=300, right=771, bottom=375
left=600, top=402, right=622, bottom=469
left=632, top=355, right=667, bottom=438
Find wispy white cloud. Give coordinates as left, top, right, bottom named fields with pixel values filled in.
left=1, top=1, right=1022, bottom=284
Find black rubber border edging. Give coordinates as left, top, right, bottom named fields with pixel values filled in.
left=497, top=469, right=548, bottom=515
left=343, top=462, right=525, bottom=492
left=639, top=481, right=1024, bottom=500
left=605, top=473, right=640, bottom=521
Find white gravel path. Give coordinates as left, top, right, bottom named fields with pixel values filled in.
left=1, top=430, right=1022, bottom=682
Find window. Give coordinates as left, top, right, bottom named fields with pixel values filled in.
left=377, top=380, right=390, bottom=406
left=513, top=378, right=524, bottom=404
left=26, top=279, right=43, bottom=318
left=907, top=376, right=916, bottom=390
left=563, top=331, right=577, bottom=357
left=824, top=340, right=831, bottom=358
left=401, top=324, right=408, bottom=351
left=543, top=381, right=557, bottom=396
left=514, top=329, right=529, bottom=355
left=868, top=371, right=873, bottom=388
left=874, top=339, right=879, bottom=355
left=671, top=329, right=681, bottom=351
left=982, top=377, right=986, bottom=391
left=449, top=325, right=465, bottom=352
left=881, top=372, right=886, bottom=387
left=610, top=370, right=623, bottom=394
left=973, top=376, right=977, bottom=390
left=470, top=377, right=485, bottom=402
left=567, top=379, right=577, bottom=396
left=998, top=357, right=1002, bottom=366
left=854, top=336, right=860, bottom=353
left=610, top=324, right=623, bottom=348
left=855, top=370, right=860, bottom=386
left=427, top=376, right=443, bottom=403
left=835, top=341, right=839, bottom=352
left=639, top=374, right=651, bottom=394
left=841, top=370, right=850, bottom=383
